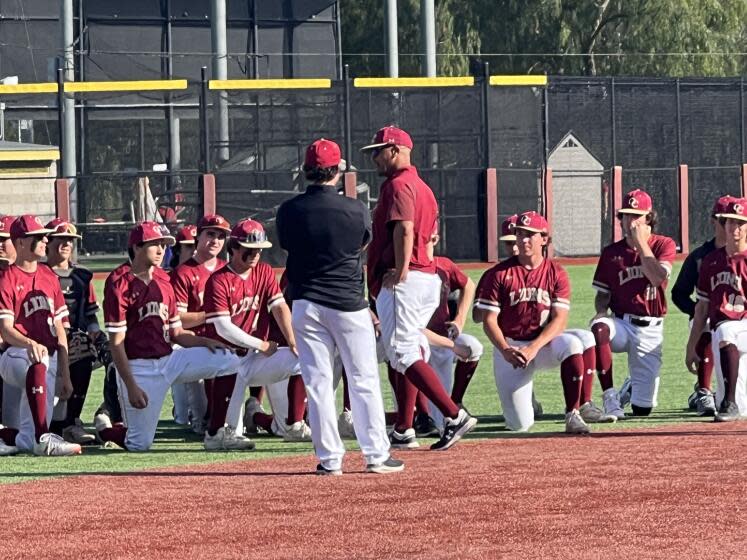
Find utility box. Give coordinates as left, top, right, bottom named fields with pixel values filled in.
left=0, top=141, right=59, bottom=220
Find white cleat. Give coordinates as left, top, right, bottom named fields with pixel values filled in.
left=579, top=401, right=617, bottom=423
left=0, top=438, right=18, bottom=456
left=243, top=397, right=265, bottom=435
left=337, top=409, right=356, bottom=439
left=62, top=418, right=97, bottom=445
left=33, top=433, right=82, bottom=456
left=565, top=409, right=590, bottom=434
left=283, top=421, right=312, bottom=442
left=203, top=426, right=256, bottom=451
left=603, top=387, right=625, bottom=420
left=618, top=377, right=633, bottom=408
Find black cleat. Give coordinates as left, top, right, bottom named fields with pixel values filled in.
left=315, top=463, right=342, bottom=476
left=430, top=409, right=477, bottom=451
left=413, top=412, right=440, bottom=437
left=366, top=456, right=405, bottom=474
left=715, top=400, right=740, bottom=422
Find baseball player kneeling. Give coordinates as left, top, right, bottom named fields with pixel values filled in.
left=687, top=198, right=747, bottom=421
left=97, top=221, right=243, bottom=451
left=474, top=211, right=590, bottom=434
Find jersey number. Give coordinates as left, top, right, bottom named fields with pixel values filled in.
left=724, top=294, right=746, bottom=313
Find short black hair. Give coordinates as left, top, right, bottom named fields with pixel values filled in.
left=304, top=165, right=340, bottom=184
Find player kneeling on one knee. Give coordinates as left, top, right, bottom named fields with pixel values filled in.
left=686, top=198, right=747, bottom=422
left=98, top=222, right=241, bottom=452
left=474, top=211, right=589, bottom=434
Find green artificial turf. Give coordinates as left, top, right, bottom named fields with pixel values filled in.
left=0, top=263, right=706, bottom=484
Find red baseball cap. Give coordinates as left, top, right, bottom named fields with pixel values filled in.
left=304, top=138, right=342, bottom=168
left=618, top=189, right=653, bottom=215
left=360, top=126, right=413, bottom=151
left=128, top=221, right=176, bottom=248
left=46, top=218, right=82, bottom=239
left=718, top=198, right=747, bottom=222
left=197, top=214, right=231, bottom=233
left=515, top=211, right=549, bottom=235
left=712, top=195, right=736, bottom=217
left=10, top=214, right=55, bottom=240
left=230, top=219, right=272, bottom=249
left=499, top=214, right=518, bottom=241
left=175, top=224, right=197, bottom=244
left=0, top=215, right=16, bottom=239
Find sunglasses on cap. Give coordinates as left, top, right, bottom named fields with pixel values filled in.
left=238, top=230, right=268, bottom=244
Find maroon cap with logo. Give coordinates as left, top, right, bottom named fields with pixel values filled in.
left=618, top=189, right=653, bottom=215
left=175, top=224, right=197, bottom=244
left=304, top=138, right=342, bottom=168
left=515, top=211, right=549, bottom=235
left=128, top=221, right=176, bottom=248
left=10, top=214, right=55, bottom=240
left=46, top=218, right=82, bottom=239
left=719, top=198, right=747, bottom=222
left=712, top=195, right=736, bottom=217
left=230, top=219, right=272, bottom=249
left=360, top=126, right=414, bottom=151
left=499, top=214, right=518, bottom=241
left=197, top=214, right=231, bottom=233
left=0, top=215, right=17, bottom=239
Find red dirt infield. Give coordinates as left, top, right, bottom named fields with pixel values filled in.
left=4, top=422, right=746, bottom=559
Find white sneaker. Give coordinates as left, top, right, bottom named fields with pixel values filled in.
left=0, top=436, right=18, bottom=456
left=579, top=401, right=617, bottom=423
left=33, top=433, right=82, bottom=456
left=283, top=420, right=312, bottom=442
left=62, top=419, right=97, bottom=445
left=203, top=426, right=256, bottom=451
left=618, top=377, right=633, bottom=408
left=243, top=397, right=265, bottom=435
left=337, top=409, right=356, bottom=439
left=603, top=388, right=625, bottom=420
left=565, top=410, right=590, bottom=434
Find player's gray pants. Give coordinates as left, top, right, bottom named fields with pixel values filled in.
left=292, top=299, right=390, bottom=471
left=711, top=320, right=747, bottom=416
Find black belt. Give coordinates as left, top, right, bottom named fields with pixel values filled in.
left=615, top=313, right=662, bottom=328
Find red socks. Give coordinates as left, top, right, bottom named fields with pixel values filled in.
left=579, top=346, right=596, bottom=404
left=207, top=374, right=237, bottom=436
left=451, top=360, right=478, bottom=404
left=99, top=425, right=127, bottom=448
left=719, top=344, right=740, bottom=402
left=65, top=365, right=92, bottom=424
left=591, top=322, right=614, bottom=391
left=394, top=373, right=418, bottom=432
left=286, top=374, right=307, bottom=425
left=26, top=363, right=48, bottom=441
left=404, top=360, right=460, bottom=420
left=696, top=331, right=713, bottom=390
left=560, top=354, right=584, bottom=412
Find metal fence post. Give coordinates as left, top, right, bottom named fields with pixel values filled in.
left=481, top=62, right=491, bottom=168
left=56, top=66, right=65, bottom=179
left=612, top=166, right=623, bottom=242
left=678, top=164, right=689, bottom=253
left=199, top=66, right=211, bottom=173
left=485, top=168, right=498, bottom=262
left=343, top=64, right=353, bottom=171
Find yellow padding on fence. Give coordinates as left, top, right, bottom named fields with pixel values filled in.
left=0, top=150, right=60, bottom=161
left=354, top=77, right=474, bottom=88
left=209, top=79, right=332, bottom=90
left=0, top=83, right=58, bottom=94
left=489, top=75, right=548, bottom=86
left=65, top=80, right=188, bottom=92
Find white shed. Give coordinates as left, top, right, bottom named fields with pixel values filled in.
left=548, top=132, right=605, bottom=256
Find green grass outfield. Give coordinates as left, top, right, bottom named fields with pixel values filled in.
left=0, top=263, right=706, bottom=484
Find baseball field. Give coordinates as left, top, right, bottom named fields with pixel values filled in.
left=3, top=262, right=746, bottom=559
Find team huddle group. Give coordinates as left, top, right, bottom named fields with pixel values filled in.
left=0, top=125, right=744, bottom=475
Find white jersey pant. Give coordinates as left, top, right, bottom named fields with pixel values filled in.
left=711, top=320, right=747, bottom=416
left=377, top=271, right=440, bottom=373
left=428, top=333, right=484, bottom=429
left=591, top=316, right=663, bottom=408
left=0, top=347, right=58, bottom=451
left=494, top=331, right=586, bottom=432
left=226, top=348, right=300, bottom=431
left=292, top=299, right=390, bottom=471
left=118, top=347, right=240, bottom=451
left=1, top=380, right=22, bottom=430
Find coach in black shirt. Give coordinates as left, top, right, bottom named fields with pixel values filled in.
left=276, top=138, right=402, bottom=476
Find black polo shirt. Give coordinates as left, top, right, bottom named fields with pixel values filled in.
left=277, top=184, right=371, bottom=312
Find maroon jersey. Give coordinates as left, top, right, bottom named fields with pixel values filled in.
left=262, top=271, right=289, bottom=345
left=427, top=256, right=469, bottom=336
left=103, top=263, right=181, bottom=360
left=592, top=234, right=676, bottom=317
left=696, top=247, right=747, bottom=326
left=171, top=257, right=225, bottom=334
left=0, top=264, right=69, bottom=354
left=367, top=166, right=438, bottom=297
left=203, top=262, right=284, bottom=349
left=474, top=257, right=571, bottom=341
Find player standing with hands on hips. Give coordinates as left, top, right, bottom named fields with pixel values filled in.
left=277, top=138, right=400, bottom=475
left=362, top=126, right=477, bottom=450
left=590, top=189, right=676, bottom=418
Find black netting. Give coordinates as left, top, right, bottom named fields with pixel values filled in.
left=622, top=168, right=680, bottom=248
left=488, top=86, right=544, bottom=169
left=689, top=166, right=743, bottom=248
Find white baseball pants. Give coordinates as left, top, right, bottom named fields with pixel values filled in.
left=591, top=316, right=663, bottom=408
left=0, top=347, right=58, bottom=451
left=711, top=320, right=747, bottom=416
left=292, top=299, right=390, bottom=472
